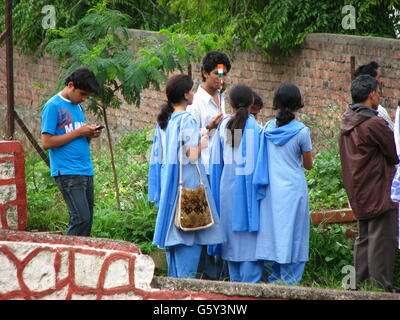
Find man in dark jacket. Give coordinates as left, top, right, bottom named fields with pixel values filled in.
left=339, top=74, right=399, bottom=292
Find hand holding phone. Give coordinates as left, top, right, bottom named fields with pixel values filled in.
left=95, top=125, right=105, bottom=131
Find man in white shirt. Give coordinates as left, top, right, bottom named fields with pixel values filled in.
left=187, top=51, right=231, bottom=280
left=354, top=61, right=394, bottom=131
left=188, top=51, right=231, bottom=176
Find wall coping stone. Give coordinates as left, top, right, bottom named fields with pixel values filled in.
left=304, top=33, right=400, bottom=50
left=152, top=276, right=400, bottom=300
left=0, top=229, right=140, bottom=254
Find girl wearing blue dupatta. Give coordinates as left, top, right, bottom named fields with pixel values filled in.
left=148, top=74, right=225, bottom=279
left=253, top=83, right=313, bottom=285
left=209, top=84, right=264, bottom=283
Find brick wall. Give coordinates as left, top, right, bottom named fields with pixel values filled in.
left=1, top=31, right=400, bottom=148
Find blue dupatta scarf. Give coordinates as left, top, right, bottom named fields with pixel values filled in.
left=148, top=125, right=163, bottom=207
left=148, top=111, right=187, bottom=248
left=208, top=114, right=261, bottom=255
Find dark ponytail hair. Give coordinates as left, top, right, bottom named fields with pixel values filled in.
left=272, top=83, right=304, bottom=127
left=157, top=74, right=193, bottom=130
left=226, top=84, right=254, bottom=147
left=157, top=101, right=174, bottom=130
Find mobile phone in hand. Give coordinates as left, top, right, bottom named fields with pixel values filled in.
left=95, top=125, right=105, bottom=131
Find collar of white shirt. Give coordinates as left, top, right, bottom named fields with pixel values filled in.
left=195, top=85, right=225, bottom=114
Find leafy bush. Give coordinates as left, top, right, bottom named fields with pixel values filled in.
left=25, top=151, right=69, bottom=232
left=26, top=128, right=158, bottom=254
left=303, top=223, right=354, bottom=289
left=163, top=0, right=400, bottom=56
left=90, top=127, right=158, bottom=253
left=0, top=0, right=178, bottom=54
left=298, top=105, right=354, bottom=289
left=299, top=105, right=349, bottom=212
left=92, top=128, right=162, bottom=256
left=306, top=147, right=349, bottom=211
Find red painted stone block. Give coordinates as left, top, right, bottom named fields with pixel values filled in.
left=0, top=141, right=27, bottom=231
left=1, top=230, right=271, bottom=300
left=311, top=208, right=355, bottom=225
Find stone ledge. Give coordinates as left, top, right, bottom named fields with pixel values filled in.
left=0, top=229, right=141, bottom=254
left=151, top=276, right=400, bottom=300
left=305, top=33, right=400, bottom=50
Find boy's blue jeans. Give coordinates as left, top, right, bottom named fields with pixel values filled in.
left=55, top=175, right=94, bottom=236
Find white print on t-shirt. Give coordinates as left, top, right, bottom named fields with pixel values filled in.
left=64, top=121, right=86, bottom=133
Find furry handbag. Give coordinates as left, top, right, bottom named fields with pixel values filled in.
left=174, top=116, right=214, bottom=231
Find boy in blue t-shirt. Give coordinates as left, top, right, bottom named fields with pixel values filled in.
left=41, top=67, right=101, bottom=236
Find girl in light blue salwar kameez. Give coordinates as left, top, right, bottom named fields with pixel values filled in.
left=254, top=83, right=313, bottom=285
left=209, top=84, right=264, bottom=283
left=148, top=74, right=225, bottom=279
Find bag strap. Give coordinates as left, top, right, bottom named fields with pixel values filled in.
left=178, top=114, right=204, bottom=186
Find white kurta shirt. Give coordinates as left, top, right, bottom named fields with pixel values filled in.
left=187, top=85, right=226, bottom=175
left=377, top=104, right=394, bottom=131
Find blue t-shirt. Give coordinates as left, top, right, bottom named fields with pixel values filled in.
left=41, top=93, right=94, bottom=176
